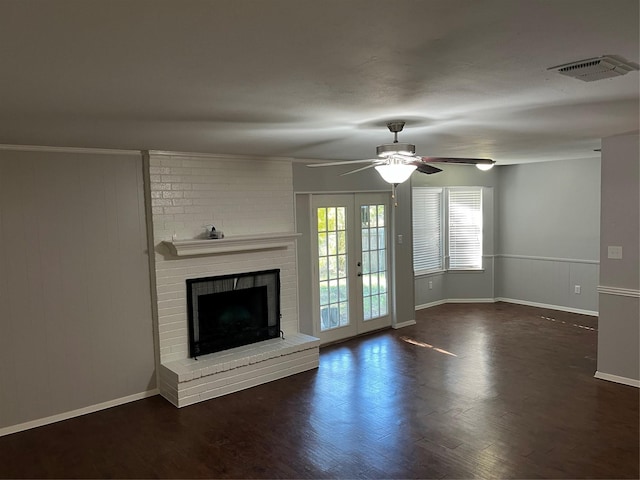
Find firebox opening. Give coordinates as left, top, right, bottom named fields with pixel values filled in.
left=186, top=269, right=281, bottom=358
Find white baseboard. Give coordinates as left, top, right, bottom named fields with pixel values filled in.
left=0, top=388, right=159, bottom=438
left=393, top=319, right=417, bottom=329
left=495, top=297, right=598, bottom=317
left=446, top=298, right=496, bottom=304
left=416, top=297, right=598, bottom=316
left=594, top=371, right=640, bottom=388
left=416, top=298, right=495, bottom=311
left=415, top=299, right=448, bottom=310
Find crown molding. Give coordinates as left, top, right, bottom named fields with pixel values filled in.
left=0, top=144, right=140, bottom=156
left=146, top=150, right=294, bottom=163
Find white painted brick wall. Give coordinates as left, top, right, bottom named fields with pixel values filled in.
left=147, top=153, right=300, bottom=364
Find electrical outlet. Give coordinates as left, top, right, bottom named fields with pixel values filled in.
left=574, top=285, right=581, bottom=294
left=608, top=246, right=623, bottom=259
left=428, top=280, right=433, bottom=290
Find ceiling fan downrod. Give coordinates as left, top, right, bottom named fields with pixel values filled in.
left=387, top=121, right=405, bottom=144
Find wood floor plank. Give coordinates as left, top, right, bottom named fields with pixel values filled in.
left=0, top=302, right=637, bottom=479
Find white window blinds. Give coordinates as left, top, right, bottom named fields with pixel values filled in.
left=412, top=187, right=443, bottom=273
left=448, top=188, right=482, bottom=270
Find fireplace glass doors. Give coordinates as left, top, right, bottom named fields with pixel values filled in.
left=186, top=269, right=280, bottom=357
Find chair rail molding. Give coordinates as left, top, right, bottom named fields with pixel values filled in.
left=597, top=285, right=640, bottom=298
left=496, top=253, right=599, bottom=265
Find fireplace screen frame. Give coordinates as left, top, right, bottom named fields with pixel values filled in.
left=186, top=269, right=281, bottom=358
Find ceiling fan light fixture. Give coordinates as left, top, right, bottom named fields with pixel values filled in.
left=376, top=142, right=416, bottom=158
left=307, top=121, right=495, bottom=191
left=375, top=163, right=417, bottom=184
left=476, top=163, right=494, bottom=171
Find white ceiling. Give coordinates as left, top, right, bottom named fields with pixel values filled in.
left=1, top=0, right=638, bottom=164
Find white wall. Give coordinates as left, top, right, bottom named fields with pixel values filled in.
left=0, top=148, right=156, bottom=433
left=596, top=132, right=639, bottom=385
left=496, top=158, right=600, bottom=314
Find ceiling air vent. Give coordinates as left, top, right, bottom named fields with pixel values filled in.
left=548, top=55, right=639, bottom=82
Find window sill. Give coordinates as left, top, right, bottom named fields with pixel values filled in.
left=414, top=270, right=445, bottom=278
left=414, top=268, right=485, bottom=277
left=447, top=268, right=485, bottom=273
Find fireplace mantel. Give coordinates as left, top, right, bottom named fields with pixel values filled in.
left=163, top=232, right=301, bottom=257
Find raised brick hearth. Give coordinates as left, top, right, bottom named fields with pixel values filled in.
left=160, top=333, right=319, bottom=407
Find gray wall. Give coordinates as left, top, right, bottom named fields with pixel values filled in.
left=597, top=132, right=639, bottom=383
left=0, top=149, right=156, bottom=432
left=296, top=158, right=603, bottom=317
left=294, top=193, right=314, bottom=336
left=292, top=162, right=415, bottom=329
left=496, top=158, right=601, bottom=313
left=294, top=161, right=390, bottom=193
left=412, top=165, right=498, bottom=306
left=392, top=180, right=415, bottom=326
left=497, top=158, right=600, bottom=258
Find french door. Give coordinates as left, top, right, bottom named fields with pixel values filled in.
left=311, top=193, right=391, bottom=344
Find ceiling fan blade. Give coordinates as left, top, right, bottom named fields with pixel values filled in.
left=420, top=156, right=495, bottom=166
left=307, top=159, right=379, bottom=168
left=340, top=164, right=378, bottom=176
left=412, top=163, right=442, bottom=175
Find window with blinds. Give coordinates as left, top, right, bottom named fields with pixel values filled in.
left=448, top=188, right=482, bottom=270
left=412, top=186, right=483, bottom=274
left=412, top=187, right=443, bottom=273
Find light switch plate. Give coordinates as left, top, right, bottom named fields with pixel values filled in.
left=607, top=246, right=623, bottom=259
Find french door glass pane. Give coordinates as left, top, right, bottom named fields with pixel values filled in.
left=360, top=204, right=388, bottom=321
left=317, top=206, right=349, bottom=331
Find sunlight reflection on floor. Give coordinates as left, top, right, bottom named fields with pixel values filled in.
left=399, top=336, right=458, bottom=357
left=541, top=315, right=597, bottom=331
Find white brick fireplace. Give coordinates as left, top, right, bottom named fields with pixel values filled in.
left=145, top=151, right=319, bottom=407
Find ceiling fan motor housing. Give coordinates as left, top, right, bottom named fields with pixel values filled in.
left=377, top=120, right=417, bottom=158
left=376, top=142, right=416, bottom=157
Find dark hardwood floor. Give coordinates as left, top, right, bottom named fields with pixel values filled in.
left=1, top=302, right=638, bottom=479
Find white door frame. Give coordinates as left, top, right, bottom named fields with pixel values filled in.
left=309, top=192, right=392, bottom=344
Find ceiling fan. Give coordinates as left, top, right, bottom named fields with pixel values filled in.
left=307, top=121, right=495, bottom=187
